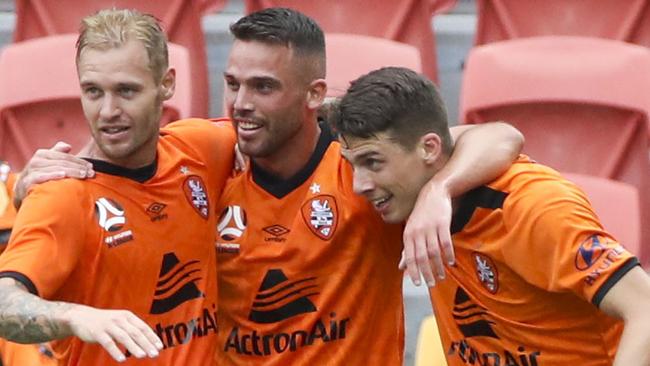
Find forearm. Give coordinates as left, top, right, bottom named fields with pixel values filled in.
left=0, top=282, right=73, bottom=343
left=613, top=319, right=650, bottom=365
left=439, top=122, right=523, bottom=197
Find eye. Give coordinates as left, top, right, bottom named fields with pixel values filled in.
left=224, top=77, right=239, bottom=92
left=83, top=87, right=102, bottom=99
left=118, top=86, right=136, bottom=98
left=364, top=158, right=383, bottom=172
left=255, top=81, right=274, bottom=93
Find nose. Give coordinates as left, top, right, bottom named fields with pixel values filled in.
left=231, top=86, right=253, bottom=114
left=352, top=168, right=375, bottom=196
left=99, top=93, right=121, bottom=121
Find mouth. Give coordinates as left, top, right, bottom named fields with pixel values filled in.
left=370, top=194, right=393, bottom=212
left=98, top=125, right=131, bottom=141
left=235, top=119, right=263, bottom=132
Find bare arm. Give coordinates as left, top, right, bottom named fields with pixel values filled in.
left=0, top=278, right=162, bottom=362
left=599, top=266, right=650, bottom=366
left=402, top=122, right=524, bottom=286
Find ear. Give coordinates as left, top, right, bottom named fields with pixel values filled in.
left=419, top=132, right=443, bottom=165
left=306, top=78, right=327, bottom=110
left=160, top=68, right=176, bottom=101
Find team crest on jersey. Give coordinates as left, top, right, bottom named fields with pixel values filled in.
left=473, top=252, right=499, bottom=294
left=183, top=175, right=209, bottom=219
left=301, top=195, right=338, bottom=240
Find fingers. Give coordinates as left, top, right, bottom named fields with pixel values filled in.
left=402, top=235, right=420, bottom=286
left=51, top=141, right=73, bottom=153
left=125, top=312, right=163, bottom=355
left=94, top=332, right=127, bottom=363
left=415, top=233, right=437, bottom=287
left=439, top=227, right=455, bottom=266
left=426, top=233, right=445, bottom=284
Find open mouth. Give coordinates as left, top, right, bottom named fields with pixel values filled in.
left=371, top=194, right=393, bottom=211
left=100, top=126, right=130, bottom=135
left=236, top=119, right=263, bottom=131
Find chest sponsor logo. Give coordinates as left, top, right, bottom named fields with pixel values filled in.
left=183, top=175, right=209, bottom=219
left=448, top=287, right=541, bottom=365
left=95, top=197, right=133, bottom=248
left=300, top=195, right=338, bottom=240
left=224, top=269, right=350, bottom=356
left=150, top=252, right=204, bottom=314
left=473, top=252, right=499, bottom=294
left=263, top=224, right=290, bottom=242
left=146, top=253, right=217, bottom=352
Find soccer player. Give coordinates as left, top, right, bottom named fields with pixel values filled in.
left=334, top=66, right=650, bottom=365
left=0, top=9, right=235, bottom=365
left=214, top=8, right=524, bottom=365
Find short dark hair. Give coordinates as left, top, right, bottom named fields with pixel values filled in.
left=333, top=67, right=452, bottom=153
left=230, top=7, right=325, bottom=77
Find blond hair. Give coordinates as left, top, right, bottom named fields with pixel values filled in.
left=76, top=8, right=169, bottom=83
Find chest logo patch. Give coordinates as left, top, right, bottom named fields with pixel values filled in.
left=183, top=175, right=209, bottom=219
left=301, top=195, right=338, bottom=240
left=472, top=252, right=499, bottom=294
left=95, top=197, right=125, bottom=232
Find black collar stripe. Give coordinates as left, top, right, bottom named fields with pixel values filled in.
left=252, top=121, right=335, bottom=198
left=451, top=186, right=508, bottom=234
left=83, top=157, right=157, bottom=183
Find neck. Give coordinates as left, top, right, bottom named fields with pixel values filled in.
left=253, top=116, right=321, bottom=180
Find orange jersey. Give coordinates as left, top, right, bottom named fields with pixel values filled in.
left=0, top=119, right=235, bottom=366
left=0, top=340, right=56, bottom=366
left=215, top=125, right=405, bottom=365
left=432, top=156, right=637, bottom=365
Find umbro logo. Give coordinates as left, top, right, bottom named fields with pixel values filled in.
left=263, top=225, right=290, bottom=243
left=249, top=269, right=318, bottom=324
left=453, top=287, right=499, bottom=339
left=150, top=252, right=204, bottom=314
left=146, top=202, right=168, bottom=222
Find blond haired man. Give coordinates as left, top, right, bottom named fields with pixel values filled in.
left=0, top=9, right=235, bottom=365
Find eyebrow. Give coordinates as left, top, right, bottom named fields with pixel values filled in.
left=350, top=150, right=381, bottom=163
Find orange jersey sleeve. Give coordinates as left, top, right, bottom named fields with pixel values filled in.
left=0, top=180, right=87, bottom=297
left=501, top=163, right=637, bottom=305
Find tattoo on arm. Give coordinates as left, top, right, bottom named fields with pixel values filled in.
left=0, top=281, right=73, bottom=343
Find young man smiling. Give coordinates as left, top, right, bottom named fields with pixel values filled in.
left=334, top=66, right=650, bottom=366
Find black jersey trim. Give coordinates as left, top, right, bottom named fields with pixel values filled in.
left=83, top=157, right=157, bottom=183
left=592, top=257, right=639, bottom=307
left=0, top=271, right=38, bottom=295
left=451, top=186, right=508, bottom=234
left=0, top=229, right=10, bottom=245
left=252, top=121, right=335, bottom=199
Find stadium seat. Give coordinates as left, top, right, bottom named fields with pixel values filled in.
left=564, top=173, right=641, bottom=257
left=414, top=315, right=448, bottom=366
left=325, top=33, right=422, bottom=97
left=475, top=0, right=650, bottom=47
left=244, top=0, right=458, bottom=83
left=12, top=0, right=215, bottom=117
left=0, top=34, right=191, bottom=170
left=460, top=36, right=650, bottom=265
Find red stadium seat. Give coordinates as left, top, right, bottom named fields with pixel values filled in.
left=325, top=33, right=422, bottom=97
left=12, top=0, right=218, bottom=117
left=0, top=34, right=191, bottom=170
left=244, top=0, right=458, bottom=83
left=475, top=0, right=650, bottom=46
left=460, top=36, right=650, bottom=265
left=564, top=173, right=641, bottom=258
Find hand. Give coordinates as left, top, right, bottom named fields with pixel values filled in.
left=14, top=142, right=94, bottom=208
left=63, top=305, right=163, bottom=363
left=400, top=180, right=455, bottom=287
left=234, top=143, right=249, bottom=173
